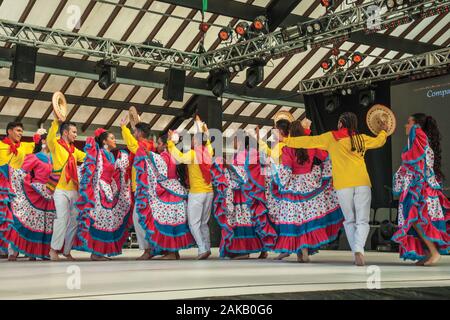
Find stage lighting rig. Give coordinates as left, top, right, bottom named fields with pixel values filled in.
left=208, top=69, right=230, bottom=97
left=96, top=59, right=118, bottom=90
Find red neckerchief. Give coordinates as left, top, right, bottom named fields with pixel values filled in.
left=331, top=128, right=353, bottom=141
left=138, top=139, right=155, bottom=153
left=57, top=139, right=79, bottom=186
left=2, top=137, right=20, bottom=156
left=194, top=145, right=212, bottom=185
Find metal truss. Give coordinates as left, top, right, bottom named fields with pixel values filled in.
left=298, top=47, right=450, bottom=94
left=0, top=19, right=202, bottom=72
left=199, top=0, right=449, bottom=70
left=0, top=0, right=448, bottom=72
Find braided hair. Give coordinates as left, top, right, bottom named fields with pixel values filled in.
left=338, top=112, right=365, bottom=155
left=412, top=113, right=444, bottom=181
left=289, top=121, right=309, bottom=165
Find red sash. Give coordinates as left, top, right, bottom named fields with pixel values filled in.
left=57, top=139, right=79, bottom=186
left=2, top=137, right=20, bottom=156
left=331, top=128, right=353, bottom=140
left=194, top=145, right=212, bottom=185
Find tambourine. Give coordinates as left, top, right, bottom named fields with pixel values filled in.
left=52, top=91, right=67, bottom=122
left=366, top=104, right=396, bottom=136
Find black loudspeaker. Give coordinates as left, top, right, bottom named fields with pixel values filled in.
left=9, top=45, right=38, bottom=83
left=163, top=68, right=185, bottom=101
left=195, top=96, right=223, bottom=131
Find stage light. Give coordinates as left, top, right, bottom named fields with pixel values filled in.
left=337, top=55, right=348, bottom=67
left=347, top=88, right=352, bottom=95
left=235, top=22, right=249, bottom=37
left=199, top=22, right=209, bottom=33
left=218, top=28, right=231, bottom=41
left=252, top=16, right=267, bottom=32
left=97, top=60, right=117, bottom=90
left=341, top=89, right=347, bottom=96
left=352, top=52, right=363, bottom=64
left=306, top=24, right=315, bottom=34
left=386, top=0, right=396, bottom=9
left=321, top=59, right=333, bottom=71
left=281, top=24, right=303, bottom=41
left=359, top=89, right=376, bottom=108
left=246, top=60, right=265, bottom=88
left=395, top=0, right=404, bottom=5
left=320, top=0, right=334, bottom=9
left=313, top=21, right=322, bottom=32
left=208, top=70, right=230, bottom=97
left=332, top=47, right=340, bottom=56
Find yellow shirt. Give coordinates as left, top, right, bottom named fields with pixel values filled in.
left=121, top=125, right=139, bottom=192
left=0, top=140, right=35, bottom=169
left=167, top=140, right=213, bottom=194
left=47, top=119, right=86, bottom=191
left=284, top=131, right=387, bottom=190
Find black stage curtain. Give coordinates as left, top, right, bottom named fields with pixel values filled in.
left=304, top=81, right=392, bottom=209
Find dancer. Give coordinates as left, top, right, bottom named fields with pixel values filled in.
left=270, top=120, right=344, bottom=262
left=133, top=135, right=195, bottom=260
left=167, top=116, right=214, bottom=260
left=284, top=112, right=387, bottom=266
left=257, top=117, right=291, bottom=260
left=48, top=119, right=86, bottom=261
left=211, top=134, right=277, bottom=259
left=73, top=129, right=132, bottom=261
left=120, top=117, right=156, bottom=260
left=0, top=122, right=45, bottom=257
left=392, top=113, right=449, bottom=266
left=0, top=133, right=57, bottom=261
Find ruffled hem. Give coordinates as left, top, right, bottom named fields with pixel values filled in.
left=273, top=221, right=343, bottom=254
left=221, top=237, right=264, bottom=255
left=0, top=228, right=51, bottom=259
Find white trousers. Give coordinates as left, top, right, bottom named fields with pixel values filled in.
left=50, top=189, right=79, bottom=255
left=336, top=186, right=371, bottom=254
left=133, top=206, right=150, bottom=250
left=187, top=192, right=214, bottom=255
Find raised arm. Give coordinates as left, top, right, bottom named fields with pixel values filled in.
left=167, top=140, right=194, bottom=164
left=121, top=125, right=139, bottom=154
left=364, top=130, right=387, bottom=150
left=47, top=119, right=59, bottom=153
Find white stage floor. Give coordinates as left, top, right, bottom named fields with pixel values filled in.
left=1, top=249, right=449, bottom=300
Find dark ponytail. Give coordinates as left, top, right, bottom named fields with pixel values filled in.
left=338, top=112, right=365, bottom=155
left=289, top=120, right=309, bottom=165
left=412, top=113, right=444, bottom=181
left=95, top=131, right=109, bottom=147
left=275, top=119, right=291, bottom=137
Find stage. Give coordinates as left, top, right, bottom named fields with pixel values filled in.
left=1, top=249, right=449, bottom=300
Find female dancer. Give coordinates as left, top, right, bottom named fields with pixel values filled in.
left=270, top=121, right=344, bottom=262
left=211, top=134, right=277, bottom=259
left=0, top=134, right=56, bottom=261
left=133, top=135, right=195, bottom=259
left=284, top=112, right=387, bottom=266
left=392, top=113, right=449, bottom=266
left=74, top=129, right=132, bottom=261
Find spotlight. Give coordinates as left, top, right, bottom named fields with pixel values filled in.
left=321, top=59, right=333, bottom=71
left=341, top=89, right=347, bottom=96
left=199, top=22, right=210, bottom=33
left=306, top=24, right=315, bottom=34
left=324, top=95, right=340, bottom=114
left=347, top=88, right=352, bottom=95
left=96, top=60, right=117, bottom=90
left=208, top=70, right=230, bottom=97
left=359, top=89, right=376, bottom=108
left=337, top=55, right=348, bottom=67
left=252, top=16, right=267, bottom=32
left=396, top=0, right=404, bottom=5
left=235, top=22, right=249, bottom=37
left=246, top=60, right=265, bottom=88
left=320, top=0, right=334, bottom=9
left=352, top=52, right=364, bottom=64
left=312, top=21, right=322, bottom=32
left=386, top=0, right=396, bottom=9
left=281, top=24, right=303, bottom=41
left=218, top=27, right=231, bottom=41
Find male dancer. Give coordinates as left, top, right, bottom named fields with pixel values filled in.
left=48, top=119, right=86, bottom=261
left=120, top=117, right=155, bottom=260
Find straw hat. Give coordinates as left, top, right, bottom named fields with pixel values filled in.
left=273, top=110, right=294, bottom=125
left=366, top=104, right=396, bottom=136
left=52, top=92, right=67, bottom=122
left=129, top=106, right=141, bottom=128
